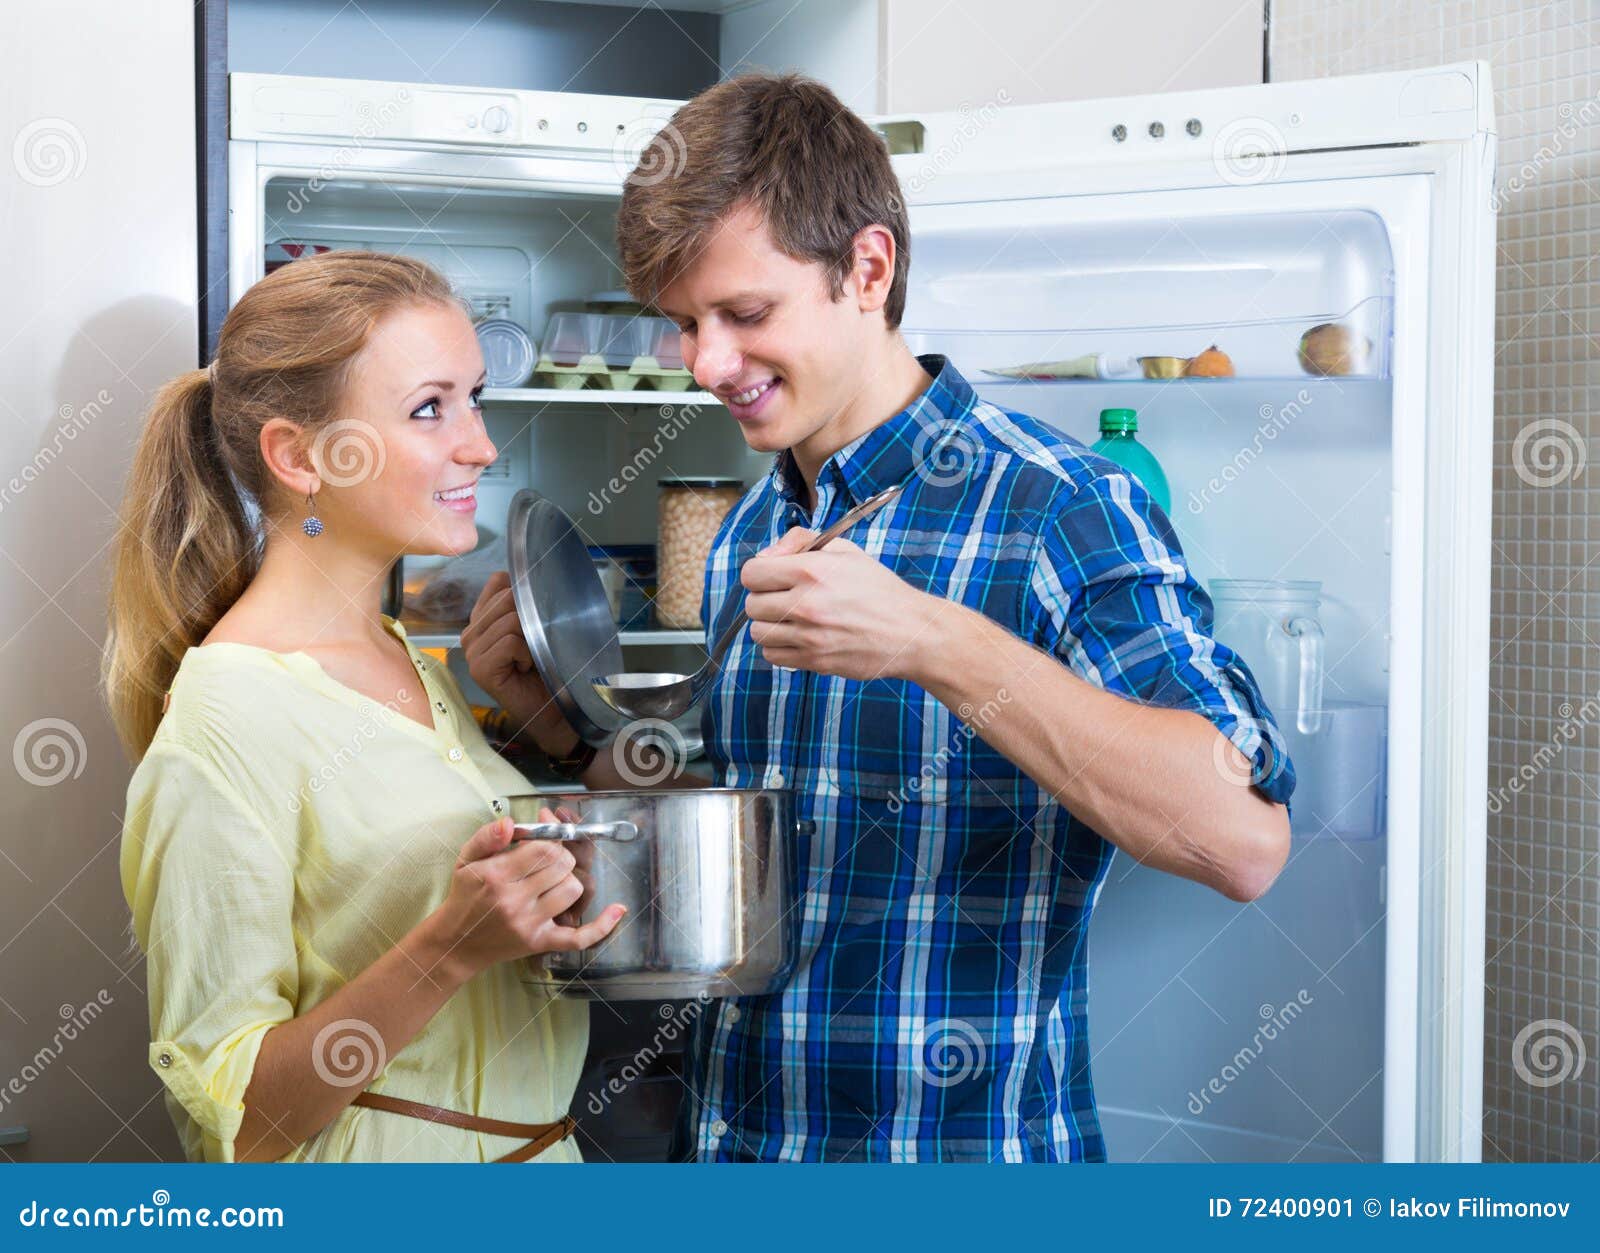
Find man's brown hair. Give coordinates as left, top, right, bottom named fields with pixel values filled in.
left=616, top=72, right=910, bottom=328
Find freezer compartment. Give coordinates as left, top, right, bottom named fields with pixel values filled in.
left=902, top=207, right=1394, bottom=380
left=262, top=177, right=626, bottom=351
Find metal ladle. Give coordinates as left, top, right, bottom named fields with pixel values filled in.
left=592, top=483, right=906, bottom=721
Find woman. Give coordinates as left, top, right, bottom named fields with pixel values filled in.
left=106, top=251, right=623, bottom=1163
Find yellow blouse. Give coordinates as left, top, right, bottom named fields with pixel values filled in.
left=119, top=616, right=587, bottom=1163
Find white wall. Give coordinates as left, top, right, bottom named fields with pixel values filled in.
left=0, top=0, right=197, bottom=1161
left=720, top=0, right=881, bottom=112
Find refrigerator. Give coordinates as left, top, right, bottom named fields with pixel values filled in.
left=224, top=60, right=1494, bottom=1162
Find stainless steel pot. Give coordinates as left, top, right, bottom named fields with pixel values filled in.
left=508, top=788, right=804, bottom=1001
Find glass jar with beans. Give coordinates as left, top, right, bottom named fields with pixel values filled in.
left=654, top=476, right=744, bottom=629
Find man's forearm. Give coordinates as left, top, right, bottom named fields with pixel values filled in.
left=903, top=595, right=1289, bottom=902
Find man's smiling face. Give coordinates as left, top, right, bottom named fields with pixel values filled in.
left=655, top=202, right=874, bottom=458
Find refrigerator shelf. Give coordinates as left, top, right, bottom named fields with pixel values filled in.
left=482, top=387, right=719, bottom=407
left=972, top=374, right=1389, bottom=388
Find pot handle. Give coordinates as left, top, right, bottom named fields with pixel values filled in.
left=512, top=820, right=640, bottom=843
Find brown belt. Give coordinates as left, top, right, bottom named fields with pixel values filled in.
left=350, top=1091, right=576, bottom=1163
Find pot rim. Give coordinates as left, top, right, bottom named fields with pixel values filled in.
left=508, top=786, right=792, bottom=800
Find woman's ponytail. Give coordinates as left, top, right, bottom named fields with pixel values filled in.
left=103, top=367, right=257, bottom=757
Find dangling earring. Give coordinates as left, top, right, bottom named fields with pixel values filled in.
left=302, top=490, right=324, bottom=538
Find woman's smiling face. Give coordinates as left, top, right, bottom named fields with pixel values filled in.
left=309, top=301, right=498, bottom=561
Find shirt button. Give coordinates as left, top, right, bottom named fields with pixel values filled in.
left=157, top=1051, right=172, bottom=1068
left=711, top=1119, right=728, bottom=1137
left=491, top=798, right=504, bottom=813
left=434, top=700, right=447, bottom=714
left=725, top=1006, right=741, bottom=1025
left=771, top=771, right=785, bottom=788
left=447, top=747, right=464, bottom=762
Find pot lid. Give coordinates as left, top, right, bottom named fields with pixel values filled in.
left=506, top=489, right=625, bottom=747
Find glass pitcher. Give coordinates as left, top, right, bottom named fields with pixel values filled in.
left=1208, top=579, right=1325, bottom=735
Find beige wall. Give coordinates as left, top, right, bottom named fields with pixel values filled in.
left=1274, top=0, right=1599, bottom=1162
left=879, top=0, right=1263, bottom=113
left=0, top=0, right=196, bottom=1160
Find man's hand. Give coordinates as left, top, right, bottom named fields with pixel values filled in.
left=460, top=571, right=576, bottom=754
left=739, top=528, right=941, bottom=682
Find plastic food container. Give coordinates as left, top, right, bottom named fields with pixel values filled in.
left=639, top=317, right=685, bottom=369
left=655, top=477, right=743, bottom=629
left=588, top=543, right=657, bottom=629
left=541, top=312, right=603, bottom=367
left=475, top=318, right=537, bottom=387
left=629, top=317, right=694, bottom=390
left=597, top=316, right=650, bottom=390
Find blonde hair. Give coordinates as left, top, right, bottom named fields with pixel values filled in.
left=103, top=250, right=458, bottom=758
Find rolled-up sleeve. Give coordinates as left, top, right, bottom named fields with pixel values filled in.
left=120, top=745, right=300, bottom=1162
left=1023, top=470, right=1296, bottom=805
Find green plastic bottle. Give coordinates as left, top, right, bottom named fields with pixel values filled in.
left=1090, top=407, right=1171, bottom=514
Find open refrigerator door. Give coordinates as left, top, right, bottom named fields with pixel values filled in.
left=881, top=63, right=1493, bottom=1161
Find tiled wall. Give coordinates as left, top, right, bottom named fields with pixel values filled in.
left=1273, top=0, right=1598, bottom=1162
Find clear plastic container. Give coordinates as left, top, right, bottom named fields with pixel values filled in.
left=541, top=312, right=602, bottom=367
left=1209, top=578, right=1325, bottom=736
left=639, top=317, right=686, bottom=370
left=655, top=477, right=743, bottom=629
left=597, top=314, right=647, bottom=368
left=1280, top=701, right=1387, bottom=841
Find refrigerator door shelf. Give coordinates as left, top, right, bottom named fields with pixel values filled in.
left=900, top=205, right=1395, bottom=381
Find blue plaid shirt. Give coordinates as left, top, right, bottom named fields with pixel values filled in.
left=676, top=355, right=1295, bottom=1162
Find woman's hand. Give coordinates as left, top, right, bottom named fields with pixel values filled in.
left=428, top=813, right=625, bottom=980
left=461, top=571, right=579, bottom=754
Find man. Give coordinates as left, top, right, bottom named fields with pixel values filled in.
left=464, top=72, right=1294, bottom=1162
